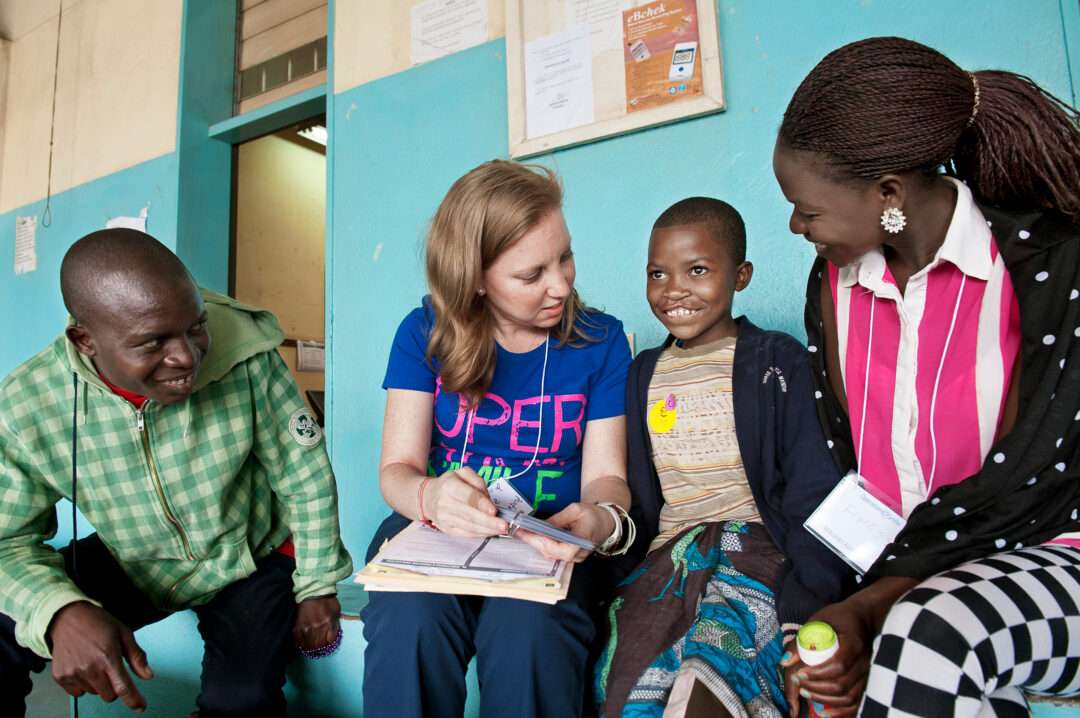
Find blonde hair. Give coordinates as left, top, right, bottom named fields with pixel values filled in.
left=425, top=159, right=599, bottom=408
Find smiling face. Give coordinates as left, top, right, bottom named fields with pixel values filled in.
left=772, top=143, right=889, bottom=268
left=481, top=208, right=576, bottom=347
left=67, top=275, right=210, bottom=404
left=647, top=222, right=752, bottom=349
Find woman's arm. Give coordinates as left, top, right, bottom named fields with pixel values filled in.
left=379, top=388, right=507, bottom=538
left=580, top=415, right=631, bottom=509
left=516, top=415, right=630, bottom=562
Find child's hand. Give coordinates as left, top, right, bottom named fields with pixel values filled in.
left=421, top=467, right=508, bottom=538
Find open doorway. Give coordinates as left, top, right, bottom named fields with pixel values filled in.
left=231, top=116, right=327, bottom=424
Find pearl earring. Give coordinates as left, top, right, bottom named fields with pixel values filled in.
left=477, top=288, right=486, bottom=296
left=880, top=207, right=906, bottom=234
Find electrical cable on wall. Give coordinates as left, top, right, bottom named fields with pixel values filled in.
left=42, top=0, right=62, bottom=228
left=69, top=372, right=79, bottom=717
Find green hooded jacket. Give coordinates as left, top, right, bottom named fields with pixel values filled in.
left=0, top=289, right=352, bottom=658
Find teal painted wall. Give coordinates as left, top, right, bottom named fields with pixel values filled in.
left=0, top=153, right=180, bottom=378
left=327, top=0, right=1078, bottom=558
left=172, top=0, right=235, bottom=293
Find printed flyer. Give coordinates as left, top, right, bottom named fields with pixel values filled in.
left=623, top=0, right=703, bottom=113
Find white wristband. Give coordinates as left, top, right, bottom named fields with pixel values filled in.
left=594, top=502, right=635, bottom=556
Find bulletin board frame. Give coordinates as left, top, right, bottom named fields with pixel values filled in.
left=506, top=0, right=724, bottom=159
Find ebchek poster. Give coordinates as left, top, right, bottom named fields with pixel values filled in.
left=623, top=0, right=703, bottom=113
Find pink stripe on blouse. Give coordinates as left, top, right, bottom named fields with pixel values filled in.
left=829, top=179, right=1022, bottom=520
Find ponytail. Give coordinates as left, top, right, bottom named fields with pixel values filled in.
left=952, top=70, right=1080, bottom=223
left=779, top=37, right=1080, bottom=223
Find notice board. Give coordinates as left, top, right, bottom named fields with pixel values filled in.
left=506, top=0, right=724, bottom=158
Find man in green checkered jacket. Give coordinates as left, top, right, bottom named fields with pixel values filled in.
left=0, top=229, right=353, bottom=716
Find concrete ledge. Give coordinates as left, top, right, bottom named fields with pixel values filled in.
left=1030, top=693, right=1080, bottom=707
left=337, top=580, right=368, bottom=619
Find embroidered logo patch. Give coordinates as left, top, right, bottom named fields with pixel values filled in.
left=289, top=409, right=322, bottom=446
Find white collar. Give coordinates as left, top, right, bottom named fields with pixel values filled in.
left=838, top=177, right=993, bottom=289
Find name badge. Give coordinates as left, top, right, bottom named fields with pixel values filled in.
left=804, top=471, right=906, bottom=575
left=487, top=476, right=533, bottom=514
left=648, top=393, right=677, bottom=434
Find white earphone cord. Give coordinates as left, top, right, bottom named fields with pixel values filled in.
left=857, top=276, right=965, bottom=499
left=460, top=339, right=549, bottom=480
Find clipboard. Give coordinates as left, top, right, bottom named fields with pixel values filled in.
left=354, top=521, right=573, bottom=604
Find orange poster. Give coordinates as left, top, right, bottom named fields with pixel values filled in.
left=623, top=0, right=703, bottom=113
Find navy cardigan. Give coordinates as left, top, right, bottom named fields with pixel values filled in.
left=616, top=317, right=855, bottom=630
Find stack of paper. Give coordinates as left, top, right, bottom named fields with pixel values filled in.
left=354, top=522, right=573, bottom=604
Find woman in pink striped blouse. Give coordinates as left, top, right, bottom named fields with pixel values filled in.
left=772, top=37, right=1080, bottom=717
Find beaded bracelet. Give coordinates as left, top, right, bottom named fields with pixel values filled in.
left=417, top=476, right=437, bottom=530
left=298, top=626, right=343, bottom=659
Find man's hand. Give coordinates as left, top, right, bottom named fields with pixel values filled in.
left=48, top=601, right=153, bottom=712
left=292, top=595, right=341, bottom=651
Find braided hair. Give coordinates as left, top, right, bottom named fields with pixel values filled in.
left=778, top=36, right=1080, bottom=223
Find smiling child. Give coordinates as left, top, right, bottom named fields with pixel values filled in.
left=594, top=197, right=853, bottom=718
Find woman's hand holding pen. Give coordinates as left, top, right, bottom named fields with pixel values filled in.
left=420, top=467, right=508, bottom=538
left=516, top=502, right=615, bottom=563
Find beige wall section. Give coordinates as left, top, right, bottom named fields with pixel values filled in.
left=0, top=38, right=9, bottom=208
left=334, top=0, right=505, bottom=94
left=0, top=0, right=182, bottom=215
left=234, top=130, right=326, bottom=407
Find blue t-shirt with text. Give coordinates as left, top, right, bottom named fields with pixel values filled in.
left=383, top=299, right=631, bottom=513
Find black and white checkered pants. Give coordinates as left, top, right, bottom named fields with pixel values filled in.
left=861, top=544, right=1080, bottom=717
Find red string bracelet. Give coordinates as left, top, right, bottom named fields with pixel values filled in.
left=417, top=476, right=437, bottom=530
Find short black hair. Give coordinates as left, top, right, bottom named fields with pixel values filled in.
left=60, top=228, right=194, bottom=324
left=652, top=197, right=746, bottom=265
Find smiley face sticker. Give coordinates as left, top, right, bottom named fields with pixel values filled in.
left=648, top=393, right=677, bottom=434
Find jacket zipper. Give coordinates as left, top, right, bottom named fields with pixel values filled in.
left=136, top=407, right=195, bottom=561
left=162, top=561, right=203, bottom=610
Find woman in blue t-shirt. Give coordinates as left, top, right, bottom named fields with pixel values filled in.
left=361, top=159, right=634, bottom=718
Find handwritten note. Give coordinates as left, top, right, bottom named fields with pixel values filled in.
left=804, top=472, right=906, bottom=574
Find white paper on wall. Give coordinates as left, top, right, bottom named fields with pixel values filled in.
left=15, top=215, right=37, bottom=275
left=563, top=0, right=635, bottom=55
left=525, top=23, right=594, bottom=138
left=105, top=206, right=148, bottom=232
left=297, top=340, right=326, bottom=372
left=411, top=0, right=488, bottom=66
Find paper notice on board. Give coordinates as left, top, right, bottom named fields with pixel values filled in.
left=563, top=0, right=635, bottom=55
left=15, top=215, right=37, bottom=275
left=623, top=0, right=703, bottom=113
left=411, top=0, right=488, bottom=66
left=105, top=206, right=148, bottom=232
left=296, top=340, right=326, bottom=373
left=525, top=24, right=594, bottom=139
